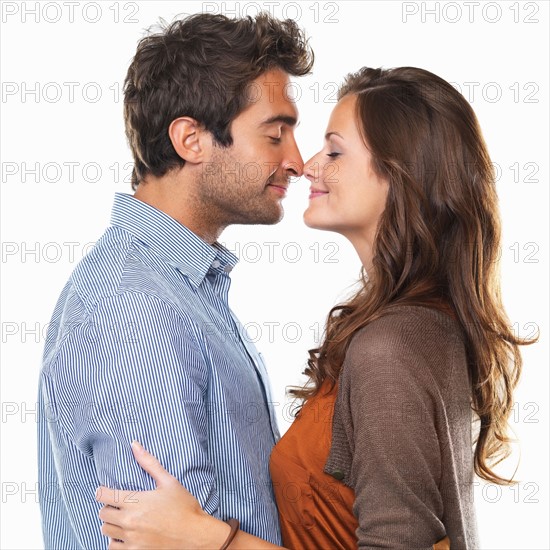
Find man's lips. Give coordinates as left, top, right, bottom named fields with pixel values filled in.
left=309, top=187, right=329, bottom=200
left=267, top=183, right=289, bottom=195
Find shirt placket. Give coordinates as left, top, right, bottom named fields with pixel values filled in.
left=207, top=265, right=280, bottom=442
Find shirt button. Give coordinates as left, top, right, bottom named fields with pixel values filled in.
left=211, top=260, right=221, bottom=269
left=329, top=469, right=345, bottom=480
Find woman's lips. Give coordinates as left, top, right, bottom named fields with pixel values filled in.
left=309, top=188, right=329, bottom=200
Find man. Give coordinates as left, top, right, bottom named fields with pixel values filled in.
left=38, top=13, right=313, bottom=548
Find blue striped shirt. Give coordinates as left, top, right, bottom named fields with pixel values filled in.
left=38, top=193, right=282, bottom=549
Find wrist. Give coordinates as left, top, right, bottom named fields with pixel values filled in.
left=219, top=518, right=239, bottom=550
left=199, top=513, right=232, bottom=550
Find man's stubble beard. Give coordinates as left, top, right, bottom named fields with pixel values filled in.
left=195, top=145, right=285, bottom=228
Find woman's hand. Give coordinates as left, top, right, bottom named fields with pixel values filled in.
left=96, top=441, right=229, bottom=550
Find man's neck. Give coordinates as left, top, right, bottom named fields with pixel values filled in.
left=133, top=179, right=224, bottom=244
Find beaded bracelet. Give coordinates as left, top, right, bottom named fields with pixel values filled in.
left=219, top=518, right=240, bottom=550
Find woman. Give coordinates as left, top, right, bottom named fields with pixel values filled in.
left=96, top=67, right=532, bottom=549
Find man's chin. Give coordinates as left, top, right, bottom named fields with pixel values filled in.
left=250, top=213, right=284, bottom=226
left=238, top=207, right=284, bottom=226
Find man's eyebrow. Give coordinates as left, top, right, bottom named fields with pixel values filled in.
left=325, top=131, right=343, bottom=140
left=260, top=115, right=298, bottom=127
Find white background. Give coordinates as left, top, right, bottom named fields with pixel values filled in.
left=1, top=1, right=548, bottom=548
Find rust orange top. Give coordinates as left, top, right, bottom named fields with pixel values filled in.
left=269, top=382, right=358, bottom=549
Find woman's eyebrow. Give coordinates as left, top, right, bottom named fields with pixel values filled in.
left=325, top=131, right=344, bottom=140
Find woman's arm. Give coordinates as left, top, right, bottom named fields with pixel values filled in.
left=96, top=441, right=283, bottom=550
left=337, top=318, right=450, bottom=548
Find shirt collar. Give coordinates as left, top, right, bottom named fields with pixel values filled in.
left=110, top=193, right=238, bottom=287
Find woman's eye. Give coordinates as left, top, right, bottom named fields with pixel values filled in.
left=269, top=136, right=282, bottom=143
left=327, top=152, right=341, bottom=158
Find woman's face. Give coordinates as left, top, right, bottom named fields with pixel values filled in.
left=303, top=94, right=389, bottom=247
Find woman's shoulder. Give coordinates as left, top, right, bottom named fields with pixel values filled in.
left=343, top=304, right=465, bottom=383
left=350, top=304, right=461, bottom=348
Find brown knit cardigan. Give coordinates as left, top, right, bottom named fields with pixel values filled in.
left=325, top=305, right=479, bottom=549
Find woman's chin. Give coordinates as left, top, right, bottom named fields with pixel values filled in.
left=303, top=210, right=319, bottom=229
left=303, top=210, right=333, bottom=232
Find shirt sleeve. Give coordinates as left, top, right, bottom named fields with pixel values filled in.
left=45, top=292, right=219, bottom=511
left=341, top=328, right=447, bottom=549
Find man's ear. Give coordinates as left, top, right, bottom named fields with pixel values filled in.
left=168, top=117, right=211, bottom=164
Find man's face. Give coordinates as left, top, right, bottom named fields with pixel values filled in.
left=198, top=68, right=303, bottom=226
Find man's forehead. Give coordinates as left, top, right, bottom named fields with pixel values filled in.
left=237, top=68, right=301, bottom=125
left=245, top=89, right=300, bottom=125
left=254, top=67, right=291, bottom=85
left=247, top=68, right=298, bottom=103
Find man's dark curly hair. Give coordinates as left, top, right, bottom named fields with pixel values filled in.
left=124, top=13, right=314, bottom=190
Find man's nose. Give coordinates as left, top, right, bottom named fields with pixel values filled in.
left=283, top=137, right=304, bottom=177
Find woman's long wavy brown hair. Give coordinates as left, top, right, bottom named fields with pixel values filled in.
left=291, top=67, right=536, bottom=485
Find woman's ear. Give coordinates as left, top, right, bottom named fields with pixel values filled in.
left=168, top=117, right=211, bottom=164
